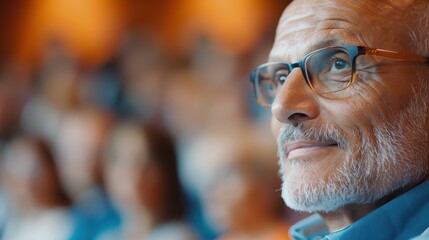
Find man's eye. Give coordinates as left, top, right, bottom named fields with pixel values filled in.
left=330, top=58, right=351, bottom=72
left=274, top=69, right=289, bottom=84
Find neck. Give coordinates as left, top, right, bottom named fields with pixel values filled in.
left=320, top=180, right=424, bottom=232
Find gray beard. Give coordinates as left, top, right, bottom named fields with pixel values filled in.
left=278, top=89, right=429, bottom=213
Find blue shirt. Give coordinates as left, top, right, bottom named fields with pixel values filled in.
left=290, top=180, right=429, bottom=240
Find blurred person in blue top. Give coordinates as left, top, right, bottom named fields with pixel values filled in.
left=54, top=108, right=120, bottom=240
left=99, top=120, right=198, bottom=240
left=248, top=0, right=429, bottom=239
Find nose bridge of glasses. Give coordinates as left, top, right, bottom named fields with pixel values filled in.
left=290, top=61, right=306, bottom=76
left=289, top=60, right=311, bottom=89
left=276, top=65, right=312, bottom=101
left=271, top=66, right=319, bottom=125
left=266, top=60, right=311, bottom=100
left=287, top=64, right=306, bottom=82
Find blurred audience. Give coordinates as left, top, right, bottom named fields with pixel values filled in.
left=0, top=2, right=295, bottom=239
left=184, top=124, right=291, bottom=240
left=0, top=135, right=73, bottom=240
left=54, top=108, right=120, bottom=240
left=100, top=121, right=198, bottom=240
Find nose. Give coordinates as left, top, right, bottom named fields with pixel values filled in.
left=271, top=68, right=319, bottom=126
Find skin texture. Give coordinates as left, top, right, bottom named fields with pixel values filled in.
left=270, top=0, right=429, bottom=232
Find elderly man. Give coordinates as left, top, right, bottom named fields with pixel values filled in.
left=249, top=0, right=429, bottom=239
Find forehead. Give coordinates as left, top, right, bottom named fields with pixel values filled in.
left=270, top=0, right=412, bottom=62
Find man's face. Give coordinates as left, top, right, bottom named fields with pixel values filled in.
left=271, top=0, right=429, bottom=212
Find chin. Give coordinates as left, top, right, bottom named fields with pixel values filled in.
left=280, top=173, right=346, bottom=212
left=279, top=156, right=377, bottom=213
left=281, top=184, right=351, bottom=213
left=279, top=160, right=424, bottom=213
left=278, top=156, right=350, bottom=212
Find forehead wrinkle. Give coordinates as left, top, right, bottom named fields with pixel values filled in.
left=269, top=27, right=363, bottom=63
left=270, top=4, right=368, bottom=62
left=277, top=5, right=366, bottom=42
left=269, top=0, right=418, bottom=63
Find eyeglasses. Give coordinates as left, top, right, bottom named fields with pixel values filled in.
left=249, top=45, right=429, bottom=107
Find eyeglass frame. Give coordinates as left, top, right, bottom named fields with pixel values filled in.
left=249, top=45, right=429, bottom=107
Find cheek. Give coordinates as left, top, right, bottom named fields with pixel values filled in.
left=319, top=95, right=382, bottom=145
left=350, top=65, right=418, bottom=117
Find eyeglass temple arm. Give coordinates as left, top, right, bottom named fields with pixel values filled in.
left=365, top=47, right=429, bottom=63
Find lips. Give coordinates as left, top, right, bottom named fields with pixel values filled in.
left=285, top=141, right=338, bottom=157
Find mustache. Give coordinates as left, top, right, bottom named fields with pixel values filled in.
left=278, top=122, right=348, bottom=150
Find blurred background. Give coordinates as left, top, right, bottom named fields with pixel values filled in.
left=0, top=1, right=308, bottom=239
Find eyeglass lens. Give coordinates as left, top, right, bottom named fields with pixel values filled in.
left=306, top=47, right=353, bottom=94
left=255, top=47, right=354, bottom=106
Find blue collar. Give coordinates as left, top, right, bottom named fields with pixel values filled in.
left=290, top=180, right=429, bottom=240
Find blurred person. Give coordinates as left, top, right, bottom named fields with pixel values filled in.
left=54, top=108, right=120, bottom=240
left=82, top=32, right=168, bottom=123
left=117, top=32, right=166, bottom=121
left=0, top=62, right=31, bottom=142
left=248, top=0, right=429, bottom=239
left=185, top=124, right=293, bottom=240
left=162, top=70, right=208, bottom=139
left=162, top=42, right=255, bottom=240
left=20, top=41, right=82, bottom=143
left=0, top=135, right=73, bottom=240
left=100, top=121, right=198, bottom=240
left=0, top=61, right=31, bottom=236
left=162, top=40, right=241, bottom=139
left=161, top=69, right=221, bottom=239
left=189, top=39, right=250, bottom=130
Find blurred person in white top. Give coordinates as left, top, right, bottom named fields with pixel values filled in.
left=1, top=135, right=73, bottom=240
